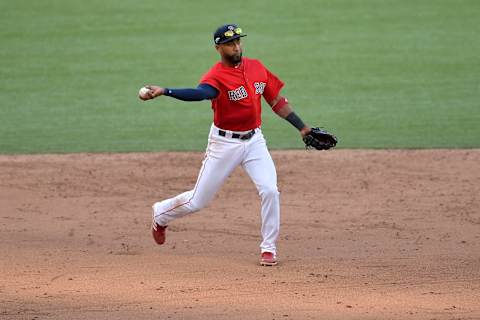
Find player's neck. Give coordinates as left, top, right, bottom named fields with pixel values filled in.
left=221, top=58, right=242, bottom=68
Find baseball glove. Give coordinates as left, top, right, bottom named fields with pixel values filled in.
left=303, top=127, right=338, bottom=150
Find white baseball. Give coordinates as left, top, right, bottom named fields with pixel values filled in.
left=139, top=87, right=151, bottom=99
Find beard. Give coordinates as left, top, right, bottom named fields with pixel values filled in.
left=226, top=51, right=242, bottom=65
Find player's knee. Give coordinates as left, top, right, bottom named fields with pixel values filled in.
left=260, top=186, right=280, bottom=200
left=188, top=198, right=208, bottom=212
left=188, top=189, right=217, bottom=212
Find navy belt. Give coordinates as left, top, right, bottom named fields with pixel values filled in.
left=218, top=129, right=256, bottom=140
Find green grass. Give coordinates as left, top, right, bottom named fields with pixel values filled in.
left=1, top=0, right=479, bottom=153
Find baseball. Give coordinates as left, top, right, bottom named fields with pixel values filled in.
left=139, top=86, right=151, bottom=99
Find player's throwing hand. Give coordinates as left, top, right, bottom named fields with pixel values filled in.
left=138, top=85, right=165, bottom=101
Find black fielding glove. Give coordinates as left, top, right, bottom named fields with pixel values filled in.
left=303, top=127, right=338, bottom=150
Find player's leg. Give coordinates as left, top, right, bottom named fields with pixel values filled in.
left=241, top=131, right=280, bottom=256
left=153, top=131, right=243, bottom=226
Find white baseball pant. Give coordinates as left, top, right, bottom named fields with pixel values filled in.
left=153, top=124, right=280, bottom=254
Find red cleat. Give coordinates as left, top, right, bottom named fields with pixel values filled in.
left=152, top=221, right=167, bottom=245
left=260, top=252, right=277, bottom=266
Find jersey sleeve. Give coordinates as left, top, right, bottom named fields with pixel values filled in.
left=262, top=67, right=284, bottom=103
left=199, top=67, right=221, bottom=92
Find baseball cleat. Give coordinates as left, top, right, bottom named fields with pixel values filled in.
left=260, top=252, right=277, bottom=266
left=151, top=221, right=167, bottom=245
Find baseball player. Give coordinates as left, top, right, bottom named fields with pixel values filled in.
left=139, top=24, right=334, bottom=266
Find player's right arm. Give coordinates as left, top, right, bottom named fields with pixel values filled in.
left=140, top=84, right=218, bottom=101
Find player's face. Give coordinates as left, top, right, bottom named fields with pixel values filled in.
left=216, top=38, right=243, bottom=65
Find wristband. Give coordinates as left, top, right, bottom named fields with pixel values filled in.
left=272, top=96, right=288, bottom=113
left=285, top=112, right=306, bottom=131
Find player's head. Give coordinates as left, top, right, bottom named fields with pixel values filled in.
left=213, top=24, right=246, bottom=65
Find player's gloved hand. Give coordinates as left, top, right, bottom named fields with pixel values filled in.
left=302, top=127, right=338, bottom=150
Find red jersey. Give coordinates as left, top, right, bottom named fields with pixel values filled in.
left=199, top=57, right=284, bottom=131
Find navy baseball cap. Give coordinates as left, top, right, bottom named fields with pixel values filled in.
left=213, top=24, right=247, bottom=44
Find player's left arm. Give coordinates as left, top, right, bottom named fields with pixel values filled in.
left=269, top=95, right=311, bottom=137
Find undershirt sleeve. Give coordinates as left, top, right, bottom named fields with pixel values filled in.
left=164, top=84, right=219, bottom=101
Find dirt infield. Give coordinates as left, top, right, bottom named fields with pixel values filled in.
left=0, top=150, right=479, bottom=320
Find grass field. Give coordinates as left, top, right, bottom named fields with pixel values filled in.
left=1, top=0, right=479, bottom=153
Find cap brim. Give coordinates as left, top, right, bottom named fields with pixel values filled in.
left=218, top=34, right=247, bottom=44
